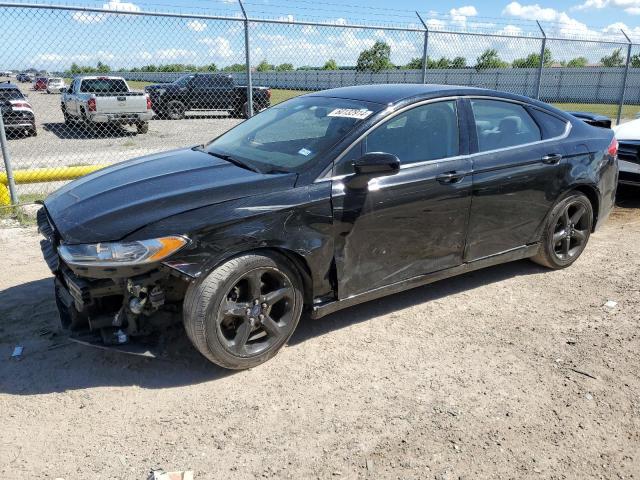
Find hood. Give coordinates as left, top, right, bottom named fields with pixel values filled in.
left=44, top=147, right=297, bottom=244
left=613, top=118, right=640, bottom=141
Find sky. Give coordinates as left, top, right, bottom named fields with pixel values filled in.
left=2, top=0, right=640, bottom=70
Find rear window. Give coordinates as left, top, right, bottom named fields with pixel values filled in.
left=0, top=89, right=24, bottom=101
left=49, top=78, right=62, bottom=82
left=80, top=78, right=128, bottom=94
left=529, top=108, right=569, bottom=139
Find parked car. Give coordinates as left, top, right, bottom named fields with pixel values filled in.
left=37, top=84, right=618, bottom=369
left=612, top=119, right=640, bottom=186
left=46, top=77, right=66, bottom=94
left=34, top=76, right=48, bottom=91
left=0, top=70, right=13, bottom=77
left=568, top=111, right=612, bottom=129
left=61, top=76, right=152, bottom=133
left=16, top=73, right=32, bottom=83
left=144, top=73, right=270, bottom=119
left=0, top=81, right=36, bottom=136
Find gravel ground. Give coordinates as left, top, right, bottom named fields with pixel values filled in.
left=0, top=189, right=639, bottom=479
left=4, top=81, right=241, bottom=197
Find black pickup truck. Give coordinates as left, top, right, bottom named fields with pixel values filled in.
left=144, top=73, right=271, bottom=120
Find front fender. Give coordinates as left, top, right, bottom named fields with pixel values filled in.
left=127, top=182, right=336, bottom=300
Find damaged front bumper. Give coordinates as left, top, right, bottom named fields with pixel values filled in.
left=37, top=207, right=189, bottom=350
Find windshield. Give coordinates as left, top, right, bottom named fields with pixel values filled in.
left=49, top=78, right=62, bottom=83
left=174, top=75, right=194, bottom=87
left=205, top=96, right=382, bottom=173
left=0, top=89, right=25, bottom=101
left=80, top=78, right=128, bottom=93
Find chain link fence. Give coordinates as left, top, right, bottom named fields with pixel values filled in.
left=1, top=2, right=639, bottom=205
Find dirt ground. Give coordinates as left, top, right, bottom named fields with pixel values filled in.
left=1, top=190, right=639, bottom=480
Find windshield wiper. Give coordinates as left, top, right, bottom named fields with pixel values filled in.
left=194, top=146, right=261, bottom=173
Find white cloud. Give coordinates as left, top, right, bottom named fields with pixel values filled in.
left=450, top=5, right=478, bottom=16
left=573, top=0, right=640, bottom=14
left=187, top=20, right=207, bottom=32
left=199, top=36, right=234, bottom=58
left=333, top=18, right=347, bottom=25
left=301, top=25, right=318, bottom=35
left=277, top=14, right=294, bottom=22
left=71, top=0, right=140, bottom=23
left=155, top=48, right=197, bottom=60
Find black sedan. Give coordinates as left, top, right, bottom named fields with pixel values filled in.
left=37, top=84, right=618, bottom=369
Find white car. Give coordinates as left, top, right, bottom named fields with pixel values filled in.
left=46, top=77, right=66, bottom=94
left=613, top=119, right=640, bottom=186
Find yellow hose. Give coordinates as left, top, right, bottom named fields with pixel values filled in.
left=0, top=164, right=110, bottom=205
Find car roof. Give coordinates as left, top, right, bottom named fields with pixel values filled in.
left=0, top=81, right=20, bottom=90
left=306, top=83, right=541, bottom=106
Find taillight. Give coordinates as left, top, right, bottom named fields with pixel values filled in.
left=146, top=95, right=152, bottom=110
left=12, top=102, right=30, bottom=108
left=266, top=89, right=271, bottom=99
left=608, top=137, right=618, bottom=157
left=87, top=97, right=96, bottom=112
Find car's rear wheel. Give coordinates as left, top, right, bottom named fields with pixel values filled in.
left=136, top=122, right=149, bottom=134
left=242, top=102, right=254, bottom=119
left=183, top=253, right=303, bottom=369
left=531, top=191, right=593, bottom=269
left=166, top=100, right=186, bottom=120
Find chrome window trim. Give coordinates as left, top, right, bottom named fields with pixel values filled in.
left=315, top=95, right=571, bottom=183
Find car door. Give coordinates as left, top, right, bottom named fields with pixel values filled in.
left=464, top=97, right=570, bottom=261
left=189, top=75, right=208, bottom=109
left=331, top=99, right=473, bottom=299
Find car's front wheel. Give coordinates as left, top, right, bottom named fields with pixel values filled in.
left=531, top=191, right=593, bottom=269
left=183, top=252, right=304, bottom=369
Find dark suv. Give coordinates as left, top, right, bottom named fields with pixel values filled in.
left=0, top=82, right=36, bottom=136
left=145, top=73, right=271, bottom=119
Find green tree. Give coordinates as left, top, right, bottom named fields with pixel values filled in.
left=600, top=48, right=624, bottom=67
left=567, top=56, right=588, bottom=68
left=223, top=63, right=246, bottom=72
left=95, top=61, right=111, bottom=73
left=630, top=54, right=640, bottom=68
left=276, top=63, right=294, bottom=71
left=256, top=59, right=274, bottom=72
left=475, top=49, right=509, bottom=70
left=323, top=59, right=338, bottom=70
left=404, top=57, right=423, bottom=69
left=512, top=48, right=553, bottom=68
left=198, top=63, right=218, bottom=72
left=451, top=56, right=467, bottom=68
left=356, top=41, right=393, bottom=72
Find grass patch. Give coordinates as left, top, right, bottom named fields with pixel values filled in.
left=270, top=89, right=309, bottom=105
left=552, top=102, right=640, bottom=121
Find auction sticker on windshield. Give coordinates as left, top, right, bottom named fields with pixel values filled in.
left=327, top=108, right=373, bottom=120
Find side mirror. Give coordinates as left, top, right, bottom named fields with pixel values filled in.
left=345, top=152, right=400, bottom=189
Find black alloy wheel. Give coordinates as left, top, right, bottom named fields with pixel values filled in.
left=532, top=191, right=593, bottom=269
left=183, top=253, right=303, bottom=369
left=217, top=267, right=296, bottom=357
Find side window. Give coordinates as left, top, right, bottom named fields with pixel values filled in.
left=529, top=108, right=569, bottom=139
left=471, top=99, right=541, bottom=152
left=365, top=101, right=459, bottom=165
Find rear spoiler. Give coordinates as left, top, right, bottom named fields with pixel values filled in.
left=567, top=111, right=612, bottom=129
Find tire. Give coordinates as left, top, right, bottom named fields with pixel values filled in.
left=531, top=191, right=593, bottom=269
left=242, top=102, right=254, bottom=119
left=62, top=108, right=72, bottom=124
left=136, top=122, right=149, bottom=134
left=166, top=100, right=186, bottom=120
left=183, top=252, right=304, bottom=369
left=28, top=126, right=37, bottom=137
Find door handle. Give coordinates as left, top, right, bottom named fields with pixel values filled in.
left=542, top=153, right=562, bottom=165
left=436, top=170, right=469, bottom=184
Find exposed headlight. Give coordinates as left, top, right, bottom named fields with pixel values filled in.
left=156, top=88, right=166, bottom=95
left=58, top=236, right=188, bottom=267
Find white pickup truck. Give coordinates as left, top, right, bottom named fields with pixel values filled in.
left=61, top=76, right=153, bottom=134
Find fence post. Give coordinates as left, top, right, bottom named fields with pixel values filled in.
left=416, top=12, right=429, bottom=84
left=617, top=29, right=632, bottom=125
left=535, top=20, right=546, bottom=100
left=238, top=0, right=253, bottom=118
left=0, top=112, right=19, bottom=206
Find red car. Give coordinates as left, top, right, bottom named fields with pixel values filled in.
left=34, top=77, right=48, bottom=90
